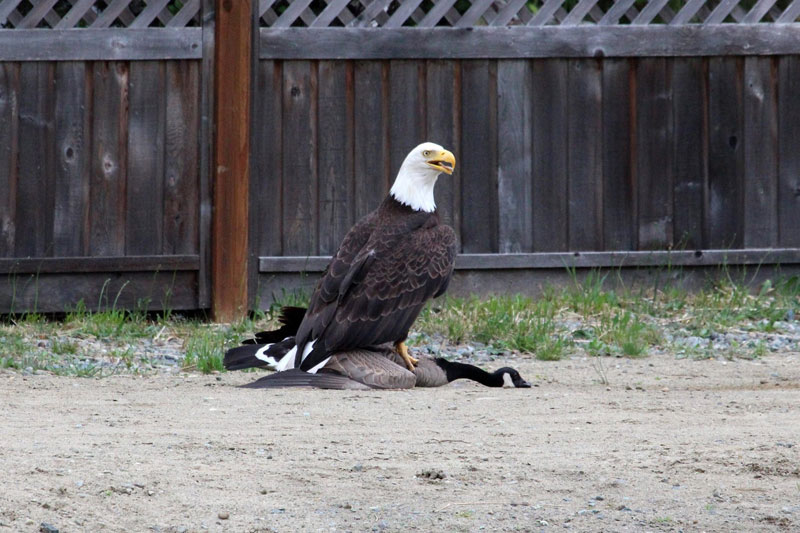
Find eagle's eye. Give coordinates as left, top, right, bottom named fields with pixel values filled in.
left=422, top=150, right=431, bottom=157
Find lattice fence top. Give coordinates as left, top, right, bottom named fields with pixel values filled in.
left=259, top=0, right=800, bottom=27
left=0, top=0, right=201, bottom=28
left=2, top=0, right=799, bottom=29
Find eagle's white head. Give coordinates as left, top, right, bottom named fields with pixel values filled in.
left=390, top=142, right=456, bottom=213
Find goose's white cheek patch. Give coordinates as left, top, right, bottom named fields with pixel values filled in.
left=502, top=372, right=514, bottom=388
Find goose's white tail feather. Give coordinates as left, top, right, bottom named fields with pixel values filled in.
left=253, top=343, right=277, bottom=369
left=275, top=345, right=298, bottom=371
left=274, top=339, right=317, bottom=372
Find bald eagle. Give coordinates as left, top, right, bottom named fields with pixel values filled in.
left=267, top=142, right=457, bottom=374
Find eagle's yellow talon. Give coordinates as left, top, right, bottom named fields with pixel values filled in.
left=395, top=341, right=418, bottom=371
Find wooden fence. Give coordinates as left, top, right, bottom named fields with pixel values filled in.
left=0, top=0, right=212, bottom=314
left=2, top=0, right=800, bottom=316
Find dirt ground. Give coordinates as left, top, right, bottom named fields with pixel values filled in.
left=1, top=352, right=799, bottom=533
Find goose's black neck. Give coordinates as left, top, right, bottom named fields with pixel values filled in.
left=438, top=359, right=504, bottom=387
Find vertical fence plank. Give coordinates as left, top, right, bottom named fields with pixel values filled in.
left=89, top=61, right=128, bottom=257
left=460, top=60, right=497, bottom=253
left=16, top=62, right=55, bottom=257
left=636, top=57, right=674, bottom=250
left=213, top=0, right=251, bottom=320
left=743, top=56, right=778, bottom=248
left=672, top=57, right=706, bottom=249
left=778, top=55, right=800, bottom=247
left=389, top=60, right=424, bottom=176
left=426, top=60, right=459, bottom=240
left=707, top=57, right=744, bottom=249
left=53, top=61, right=91, bottom=256
left=497, top=60, right=532, bottom=253
left=354, top=60, right=388, bottom=220
left=254, top=60, right=283, bottom=257
left=281, top=60, right=317, bottom=255
left=0, top=63, right=19, bottom=257
left=126, top=61, right=165, bottom=255
left=532, top=59, right=568, bottom=252
left=568, top=59, right=603, bottom=251
left=318, top=60, right=354, bottom=255
left=198, top=0, right=214, bottom=308
left=602, top=58, right=635, bottom=251
left=53, top=62, right=90, bottom=257
left=165, top=61, right=200, bottom=254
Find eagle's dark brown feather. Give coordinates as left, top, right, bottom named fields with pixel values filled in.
left=292, top=196, right=457, bottom=371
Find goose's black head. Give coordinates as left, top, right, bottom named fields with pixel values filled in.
left=494, top=367, right=531, bottom=388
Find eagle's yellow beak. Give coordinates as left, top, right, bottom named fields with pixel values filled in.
left=426, top=150, right=456, bottom=175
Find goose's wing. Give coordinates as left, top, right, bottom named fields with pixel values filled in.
left=243, top=307, right=306, bottom=345
left=240, top=369, right=371, bottom=390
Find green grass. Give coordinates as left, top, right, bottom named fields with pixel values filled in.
left=64, top=299, right=158, bottom=341
left=416, top=269, right=799, bottom=361
left=181, top=317, right=269, bottom=374
left=592, top=310, right=662, bottom=358
left=51, top=337, right=79, bottom=355
left=183, top=327, right=228, bottom=373
left=417, top=295, right=572, bottom=360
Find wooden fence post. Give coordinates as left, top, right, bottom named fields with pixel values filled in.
left=212, top=0, right=252, bottom=322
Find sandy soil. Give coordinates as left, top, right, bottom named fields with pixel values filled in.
left=1, top=352, right=799, bottom=533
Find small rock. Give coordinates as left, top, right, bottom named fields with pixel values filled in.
left=218, top=511, right=229, bottom=520
left=417, top=468, right=446, bottom=480
left=40, top=523, right=59, bottom=533
left=260, top=488, right=268, bottom=495
left=352, top=464, right=364, bottom=472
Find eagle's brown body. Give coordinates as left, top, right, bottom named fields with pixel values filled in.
left=290, top=195, right=457, bottom=371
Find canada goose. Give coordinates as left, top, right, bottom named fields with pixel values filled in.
left=224, top=307, right=531, bottom=390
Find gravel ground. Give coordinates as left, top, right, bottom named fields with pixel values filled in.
left=2, top=350, right=799, bottom=533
